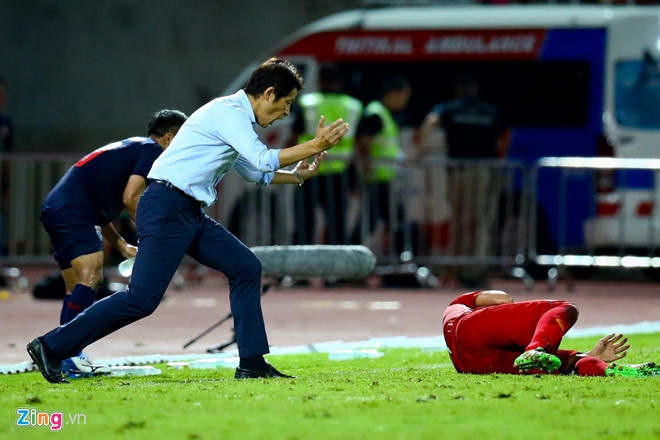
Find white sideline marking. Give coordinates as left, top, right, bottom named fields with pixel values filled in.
left=300, top=300, right=401, bottom=310
left=367, top=301, right=402, bottom=310
left=4, top=321, right=660, bottom=375
left=192, top=298, right=217, bottom=307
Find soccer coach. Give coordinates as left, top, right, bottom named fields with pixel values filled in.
left=28, top=58, right=350, bottom=383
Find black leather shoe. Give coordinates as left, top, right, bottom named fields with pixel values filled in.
left=26, top=338, right=68, bottom=384
left=235, top=364, right=295, bottom=379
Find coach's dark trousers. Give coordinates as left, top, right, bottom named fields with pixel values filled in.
left=42, top=182, right=269, bottom=359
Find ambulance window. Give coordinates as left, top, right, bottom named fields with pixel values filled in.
left=615, top=53, right=660, bottom=129
left=338, top=61, right=589, bottom=128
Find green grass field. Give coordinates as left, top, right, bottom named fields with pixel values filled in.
left=1, top=334, right=659, bottom=440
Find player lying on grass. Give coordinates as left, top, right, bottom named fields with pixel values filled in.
left=443, top=290, right=660, bottom=377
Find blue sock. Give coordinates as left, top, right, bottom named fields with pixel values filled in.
left=61, top=284, right=96, bottom=324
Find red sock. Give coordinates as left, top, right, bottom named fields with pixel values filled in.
left=526, top=303, right=577, bottom=352
left=574, top=356, right=607, bottom=376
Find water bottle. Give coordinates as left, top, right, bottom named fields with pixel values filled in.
left=189, top=357, right=240, bottom=369
left=118, top=257, right=135, bottom=277
left=328, top=349, right=384, bottom=360
left=110, top=365, right=162, bottom=377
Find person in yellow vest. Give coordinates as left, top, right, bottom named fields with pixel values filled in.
left=288, top=64, right=363, bottom=245
left=352, top=75, right=411, bottom=252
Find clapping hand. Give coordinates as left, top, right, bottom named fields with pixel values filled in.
left=314, top=116, right=350, bottom=151
left=294, top=151, right=327, bottom=181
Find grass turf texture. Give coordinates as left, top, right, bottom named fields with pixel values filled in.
left=1, top=333, right=659, bottom=440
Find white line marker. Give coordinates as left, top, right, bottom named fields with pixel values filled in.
left=192, top=298, right=217, bottom=307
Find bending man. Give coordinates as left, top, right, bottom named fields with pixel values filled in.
left=28, top=58, right=350, bottom=383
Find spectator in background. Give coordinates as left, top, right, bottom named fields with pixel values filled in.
left=288, top=63, right=363, bottom=246
left=352, top=75, right=411, bottom=254
left=419, top=72, right=510, bottom=288
left=0, top=78, right=13, bottom=258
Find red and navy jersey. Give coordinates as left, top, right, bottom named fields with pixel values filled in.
left=42, top=137, right=163, bottom=226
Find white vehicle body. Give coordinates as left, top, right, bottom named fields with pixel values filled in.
left=221, top=5, right=660, bottom=255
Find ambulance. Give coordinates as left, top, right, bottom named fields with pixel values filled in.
left=222, top=5, right=660, bottom=259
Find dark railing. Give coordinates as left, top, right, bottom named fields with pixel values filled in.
left=3, top=153, right=659, bottom=289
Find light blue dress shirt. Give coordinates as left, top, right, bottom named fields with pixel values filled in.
left=148, top=90, right=281, bottom=207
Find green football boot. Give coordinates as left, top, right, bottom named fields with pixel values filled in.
left=605, top=362, right=660, bottom=377
left=514, top=347, right=562, bottom=373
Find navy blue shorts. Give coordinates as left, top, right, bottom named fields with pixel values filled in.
left=40, top=207, right=103, bottom=270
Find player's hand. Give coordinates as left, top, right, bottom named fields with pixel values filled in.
left=314, top=116, right=350, bottom=151
left=586, top=333, right=629, bottom=363
left=119, top=243, right=138, bottom=260
left=294, top=151, right=327, bottom=182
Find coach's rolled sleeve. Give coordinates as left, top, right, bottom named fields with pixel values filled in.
left=233, top=155, right=278, bottom=186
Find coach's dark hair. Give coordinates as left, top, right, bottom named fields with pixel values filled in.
left=147, top=109, right=188, bottom=137
left=243, top=58, right=304, bottom=100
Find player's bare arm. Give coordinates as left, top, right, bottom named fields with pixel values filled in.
left=122, top=174, right=148, bottom=220
left=474, top=290, right=513, bottom=307
left=101, top=223, right=137, bottom=259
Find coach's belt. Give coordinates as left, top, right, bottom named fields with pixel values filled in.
left=148, top=179, right=206, bottom=207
